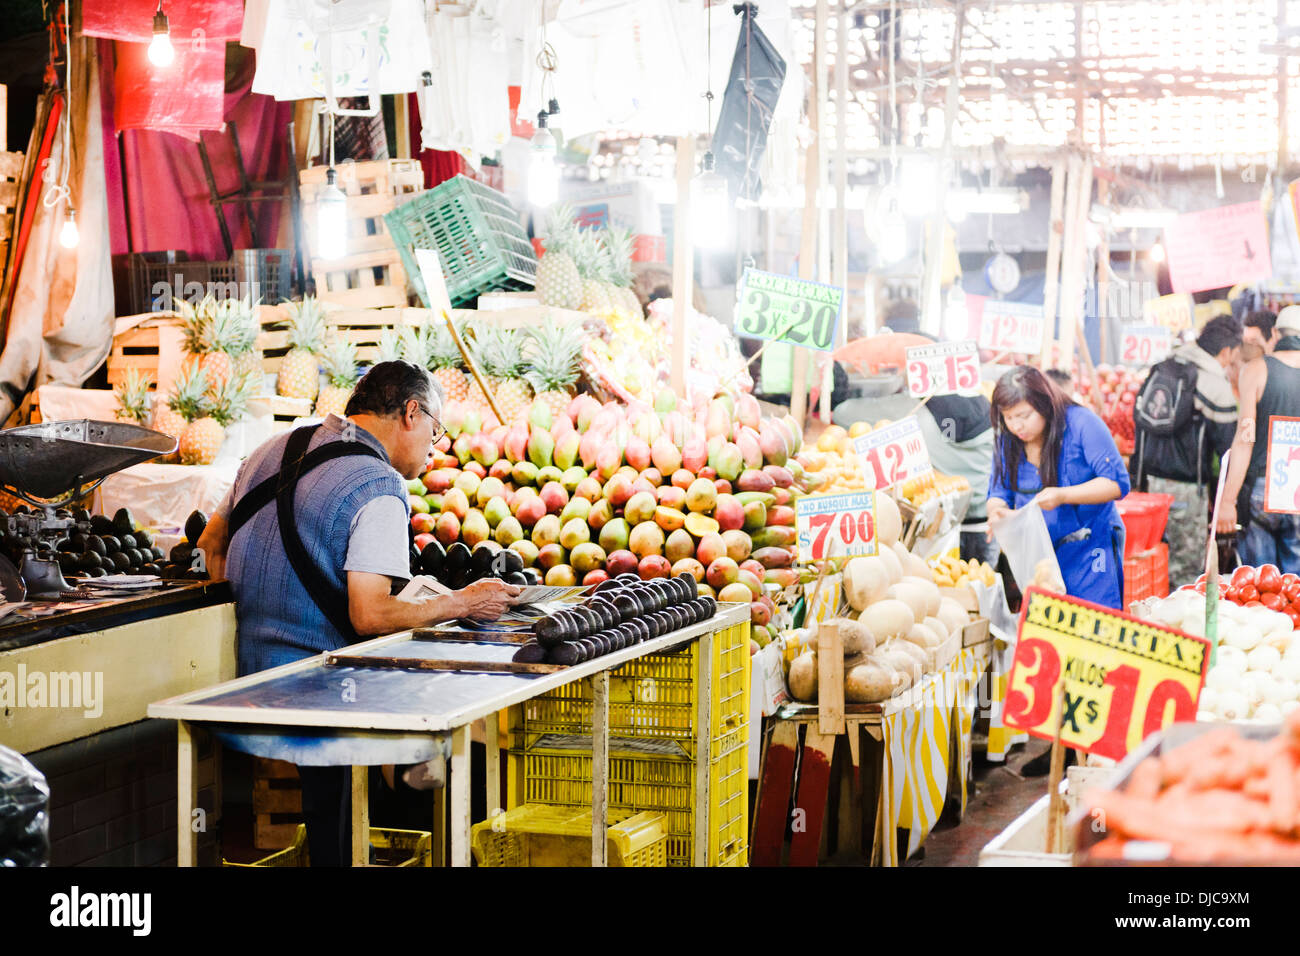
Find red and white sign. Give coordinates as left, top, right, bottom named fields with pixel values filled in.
left=978, top=300, right=1046, bottom=354
left=1265, top=416, right=1300, bottom=515
left=1119, top=326, right=1172, bottom=366
left=853, top=417, right=933, bottom=490
left=795, top=491, right=878, bottom=561
left=1164, top=201, right=1273, bottom=294
left=905, top=340, right=981, bottom=398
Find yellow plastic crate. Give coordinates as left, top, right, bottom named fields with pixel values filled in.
left=471, top=805, right=668, bottom=866
left=513, top=620, right=750, bottom=759
left=223, top=825, right=432, bottom=867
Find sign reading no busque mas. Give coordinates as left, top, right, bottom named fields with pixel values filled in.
left=734, top=268, right=844, bottom=352
left=1003, top=589, right=1209, bottom=761
left=795, top=491, right=878, bottom=562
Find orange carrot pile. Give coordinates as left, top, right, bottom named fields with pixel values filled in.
left=1087, top=709, right=1300, bottom=863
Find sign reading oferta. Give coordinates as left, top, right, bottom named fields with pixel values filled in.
left=734, top=268, right=844, bottom=352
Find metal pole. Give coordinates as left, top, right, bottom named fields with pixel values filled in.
left=919, top=1, right=965, bottom=336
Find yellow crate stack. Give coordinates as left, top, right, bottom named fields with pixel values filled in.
left=472, top=807, right=669, bottom=867
left=506, top=618, right=751, bottom=867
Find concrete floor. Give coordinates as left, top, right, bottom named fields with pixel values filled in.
left=919, top=740, right=1054, bottom=867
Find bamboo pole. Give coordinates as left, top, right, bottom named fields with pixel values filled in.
left=820, top=0, right=849, bottom=425
left=671, top=136, right=695, bottom=399
left=444, top=310, right=505, bottom=424
left=791, top=0, right=827, bottom=425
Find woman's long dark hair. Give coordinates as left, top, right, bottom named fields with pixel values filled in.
left=990, top=365, right=1075, bottom=493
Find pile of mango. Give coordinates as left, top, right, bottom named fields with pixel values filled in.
left=929, top=553, right=997, bottom=589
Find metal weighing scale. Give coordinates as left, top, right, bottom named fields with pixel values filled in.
left=0, top=420, right=176, bottom=599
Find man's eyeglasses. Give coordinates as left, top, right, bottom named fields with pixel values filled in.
left=415, top=403, right=445, bottom=444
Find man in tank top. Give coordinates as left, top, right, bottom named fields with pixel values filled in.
left=1216, top=314, right=1300, bottom=572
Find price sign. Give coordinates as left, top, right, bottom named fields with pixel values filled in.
left=1142, top=293, right=1194, bottom=333
left=1118, top=325, right=1172, bottom=366
left=905, top=340, right=981, bottom=398
left=1264, top=416, right=1300, bottom=514
left=734, top=268, right=844, bottom=352
left=795, top=491, right=878, bottom=561
left=978, top=300, right=1046, bottom=354
left=853, top=417, right=933, bottom=490
left=1003, top=590, right=1209, bottom=761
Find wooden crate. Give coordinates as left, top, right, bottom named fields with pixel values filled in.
left=107, top=312, right=185, bottom=391
left=253, top=757, right=303, bottom=850
left=256, top=304, right=435, bottom=372
left=300, top=160, right=423, bottom=309
left=450, top=304, right=589, bottom=332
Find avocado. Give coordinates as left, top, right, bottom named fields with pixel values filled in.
left=491, top=550, right=524, bottom=578
left=613, top=593, right=640, bottom=621
left=133, top=529, right=153, bottom=549
left=184, top=510, right=207, bottom=545
left=86, top=566, right=107, bottom=578
left=88, top=514, right=113, bottom=535
left=418, top=539, right=447, bottom=577
left=86, top=535, right=107, bottom=556
left=593, top=578, right=621, bottom=596
left=513, top=642, right=547, bottom=664
left=616, top=573, right=640, bottom=585
left=547, top=642, right=582, bottom=666
left=77, top=551, right=102, bottom=571
left=535, top=615, right=568, bottom=649
left=118, top=534, right=137, bottom=551
left=575, top=607, right=603, bottom=635
left=698, top=596, right=717, bottom=618
left=57, top=552, right=77, bottom=572
left=141, top=563, right=162, bottom=576
left=577, top=637, right=600, bottom=659
left=72, top=508, right=90, bottom=523
left=444, top=541, right=472, bottom=578
left=589, top=598, right=618, bottom=630
left=150, top=546, right=165, bottom=562
left=112, top=508, right=136, bottom=538
left=675, top=572, right=698, bottom=600
left=100, top=535, right=120, bottom=554
left=520, top=567, right=542, bottom=586
left=505, top=570, right=529, bottom=586
left=110, top=552, right=132, bottom=572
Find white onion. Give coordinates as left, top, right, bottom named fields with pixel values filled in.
left=1238, top=673, right=1269, bottom=705
left=1205, top=668, right=1239, bottom=691
left=1198, top=686, right=1219, bottom=712
left=1223, top=627, right=1262, bottom=651
left=1259, top=675, right=1290, bottom=705
left=1215, top=645, right=1248, bottom=675
left=1282, top=700, right=1300, bottom=716
left=1275, top=657, right=1300, bottom=683
left=1180, top=615, right=1207, bottom=637
left=1196, top=709, right=1217, bottom=723
left=1215, top=690, right=1251, bottom=721
left=1254, top=702, right=1283, bottom=723
left=1247, top=645, right=1282, bottom=673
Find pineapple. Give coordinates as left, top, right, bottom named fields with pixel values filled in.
left=114, top=368, right=152, bottom=425
left=180, top=370, right=254, bottom=466
left=277, top=297, right=327, bottom=401
left=525, top=318, right=585, bottom=418
left=152, top=364, right=205, bottom=445
left=427, top=320, right=470, bottom=403
left=198, top=302, right=237, bottom=393
left=534, top=203, right=584, bottom=310
left=177, top=295, right=213, bottom=379
left=471, top=326, right=533, bottom=424
left=220, top=297, right=265, bottom=386
left=604, top=227, right=644, bottom=318
left=314, top=338, right=359, bottom=418
left=574, top=230, right=616, bottom=315
left=375, top=326, right=406, bottom=364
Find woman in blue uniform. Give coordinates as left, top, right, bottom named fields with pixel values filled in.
left=987, top=365, right=1131, bottom=610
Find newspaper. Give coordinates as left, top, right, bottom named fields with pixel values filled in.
left=397, top=577, right=592, bottom=630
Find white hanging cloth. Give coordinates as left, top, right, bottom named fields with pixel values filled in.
left=417, top=2, right=511, bottom=164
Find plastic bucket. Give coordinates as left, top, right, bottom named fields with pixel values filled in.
left=1115, top=492, right=1174, bottom=557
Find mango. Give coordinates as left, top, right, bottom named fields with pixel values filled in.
left=665, top=528, right=696, bottom=564
left=654, top=506, right=687, bottom=533
left=629, top=521, right=666, bottom=558
left=685, top=477, right=718, bottom=513
left=752, top=546, right=794, bottom=569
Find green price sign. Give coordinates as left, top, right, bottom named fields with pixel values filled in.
left=734, top=268, right=844, bottom=352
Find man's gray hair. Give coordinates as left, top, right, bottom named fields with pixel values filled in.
left=345, top=361, right=442, bottom=420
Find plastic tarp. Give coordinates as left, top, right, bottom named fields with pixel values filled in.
left=712, top=5, right=786, bottom=202
left=113, top=35, right=226, bottom=140
left=0, top=745, right=49, bottom=867
left=0, top=34, right=115, bottom=425
left=82, top=0, right=243, bottom=43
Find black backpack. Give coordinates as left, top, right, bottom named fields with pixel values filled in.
left=1131, top=356, right=1208, bottom=490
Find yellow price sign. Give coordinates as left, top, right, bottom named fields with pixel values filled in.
left=1142, top=293, right=1194, bottom=333
left=1003, top=589, right=1209, bottom=760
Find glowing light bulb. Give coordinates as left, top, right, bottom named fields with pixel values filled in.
left=692, top=152, right=732, bottom=250
left=149, top=6, right=174, bottom=67
left=59, top=208, right=79, bottom=249
left=1149, top=242, right=1166, bottom=263
left=528, top=114, right=560, bottom=207
left=316, top=170, right=348, bottom=260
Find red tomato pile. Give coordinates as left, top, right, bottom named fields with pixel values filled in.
left=1094, top=364, right=1143, bottom=457
left=1192, top=565, right=1300, bottom=629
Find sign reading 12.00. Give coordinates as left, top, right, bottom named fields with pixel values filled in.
left=734, top=268, right=844, bottom=352
left=1265, top=416, right=1300, bottom=514
left=1003, top=589, right=1208, bottom=760
left=795, top=491, right=877, bottom=561
left=905, top=340, right=981, bottom=398
left=853, top=417, right=933, bottom=489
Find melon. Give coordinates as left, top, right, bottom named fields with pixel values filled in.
left=886, top=580, right=932, bottom=622
left=875, top=545, right=904, bottom=585
left=890, top=638, right=928, bottom=669
left=905, top=621, right=943, bottom=649
left=845, top=662, right=903, bottom=703
left=860, top=599, right=914, bottom=642
left=788, top=651, right=817, bottom=701
left=844, top=556, right=891, bottom=611
left=924, top=615, right=949, bottom=640
left=875, top=646, right=920, bottom=685
left=899, top=575, right=941, bottom=618
left=876, top=493, right=902, bottom=546
left=936, top=596, right=969, bottom=636
left=897, top=547, right=933, bottom=581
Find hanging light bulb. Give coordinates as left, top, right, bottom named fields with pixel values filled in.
left=316, top=168, right=348, bottom=260
left=59, top=207, right=79, bottom=250
left=528, top=112, right=560, bottom=207
left=1149, top=241, right=1166, bottom=264
left=148, top=2, right=175, bottom=68
left=547, top=97, right=562, bottom=129
left=692, top=151, right=732, bottom=250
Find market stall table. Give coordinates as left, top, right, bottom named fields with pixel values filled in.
left=148, top=602, right=749, bottom=867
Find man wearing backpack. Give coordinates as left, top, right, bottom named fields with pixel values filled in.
left=1131, top=316, right=1243, bottom=588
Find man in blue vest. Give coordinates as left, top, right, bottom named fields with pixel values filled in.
left=197, top=360, right=518, bottom=864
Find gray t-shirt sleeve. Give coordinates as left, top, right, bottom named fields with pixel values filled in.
left=344, top=494, right=412, bottom=580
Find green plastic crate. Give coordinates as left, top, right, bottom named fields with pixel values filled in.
left=383, top=175, right=536, bottom=308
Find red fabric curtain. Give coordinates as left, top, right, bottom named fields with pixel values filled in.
left=407, top=92, right=465, bottom=189
left=102, top=42, right=292, bottom=260
left=82, top=0, right=242, bottom=43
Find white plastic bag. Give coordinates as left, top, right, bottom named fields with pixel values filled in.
left=992, top=503, right=1064, bottom=595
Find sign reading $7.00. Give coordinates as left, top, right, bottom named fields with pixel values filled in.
left=795, top=491, right=878, bottom=562
left=734, top=268, right=844, bottom=352
left=1003, top=589, right=1208, bottom=761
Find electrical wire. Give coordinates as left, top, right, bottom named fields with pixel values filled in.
left=42, top=0, right=73, bottom=214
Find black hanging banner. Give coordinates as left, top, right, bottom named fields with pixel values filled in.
left=713, top=3, right=786, bottom=202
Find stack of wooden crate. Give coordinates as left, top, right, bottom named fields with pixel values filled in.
left=0, top=85, right=25, bottom=288
left=298, top=159, right=424, bottom=309
left=252, top=758, right=303, bottom=850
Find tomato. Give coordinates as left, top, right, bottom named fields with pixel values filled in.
left=1245, top=600, right=1263, bottom=608
left=1195, top=573, right=1208, bottom=585
left=1283, top=572, right=1299, bottom=589
left=1257, top=564, right=1283, bottom=594
left=1261, top=592, right=1286, bottom=611
left=1230, top=565, right=1258, bottom=590
left=1284, top=579, right=1300, bottom=604
left=1238, top=585, right=1260, bottom=603
left=1287, top=607, right=1300, bottom=629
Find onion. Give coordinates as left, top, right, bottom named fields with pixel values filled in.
left=1254, top=702, right=1283, bottom=723
left=1282, top=701, right=1300, bottom=716
left=1275, top=657, right=1300, bottom=683
left=1198, top=686, right=1219, bottom=712
left=1196, top=710, right=1217, bottom=723
left=1215, top=646, right=1248, bottom=676
left=1223, top=626, right=1262, bottom=651
left=1259, top=675, right=1291, bottom=705
left=1215, top=690, right=1251, bottom=721
left=1205, top=668, right=1239, bottom=691
left=1247, top=645, right=1282, bottom=673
